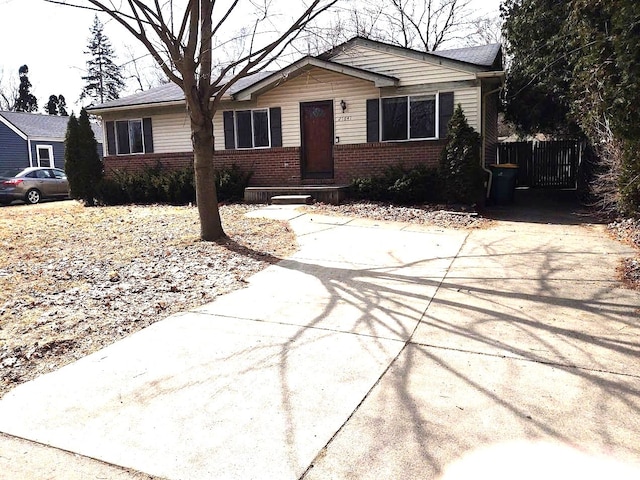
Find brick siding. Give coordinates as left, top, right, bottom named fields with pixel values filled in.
left=333, top=140, right=446, bottom=184
left=103, top=140, right=446, bottom=185
left=103, top=152, right=194, bottom=176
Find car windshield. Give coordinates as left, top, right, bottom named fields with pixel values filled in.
left=0, top=168, right=23, bottom=178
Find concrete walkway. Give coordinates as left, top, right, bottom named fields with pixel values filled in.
left=0, top=204, right=639, bottom=479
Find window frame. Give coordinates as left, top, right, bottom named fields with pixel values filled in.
left=36, top=144, right=55, bottom=168
left=379, top=93, right=440, bottom=142
left=115, top=119, right=146, bottom=155
left=233, top=108, right=272, bottom=149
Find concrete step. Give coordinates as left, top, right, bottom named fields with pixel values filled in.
left=244, top=185, right=349, bottom=205
left=270, top=195, right=313, bottom=205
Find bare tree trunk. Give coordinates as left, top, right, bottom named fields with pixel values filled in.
left=191, top=111, right=224, bottom=241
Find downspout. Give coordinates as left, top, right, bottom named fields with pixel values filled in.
left=481, top=85, right=503, bottom=199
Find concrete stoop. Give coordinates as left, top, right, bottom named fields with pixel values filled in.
left=244, top=185, right=350, bottom=205
left=270, top=195, right=313, bottom=205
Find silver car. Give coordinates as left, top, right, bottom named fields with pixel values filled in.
left=0, top=167, right=70, bottom=205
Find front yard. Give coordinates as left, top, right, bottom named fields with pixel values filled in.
left=0, top=200, right=637, bottom=398
left=0, top=201, right=297, bottom=397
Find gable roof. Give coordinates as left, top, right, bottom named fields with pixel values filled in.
left=0, top=111, right=103, bottom=142
left=89, top=36, right=502, bottom=113
left=90, top=72, right=274, bottom=112
left=234, top=56, right=398, bottom=102
left=431, top=43, right=502, bottom=68
left=320, top=37, right=502, bottom=70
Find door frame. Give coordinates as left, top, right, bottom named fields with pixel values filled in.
left=300, top=100, right=334, bottom=180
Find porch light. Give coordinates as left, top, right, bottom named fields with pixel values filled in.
left=340, top=99, right=347, bottom=113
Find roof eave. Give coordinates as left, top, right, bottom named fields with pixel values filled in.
left=88, top=99, right=185, bottom=115
left=476, top=70, right=505, bottom=79
left=0, top=115, right=28, bottom=140
left=233, top=57, right=398, bottom=102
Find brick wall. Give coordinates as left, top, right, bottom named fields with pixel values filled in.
left=103, top=140, right=446, bottom=185
left=333, top=140, right=447, bottom=184
left=213, top=147, right=301, bottom=186
left=103, top=152, right=193, bottom=176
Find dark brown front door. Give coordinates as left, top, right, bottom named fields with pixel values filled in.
left=301, top=101, right=334, bottom=179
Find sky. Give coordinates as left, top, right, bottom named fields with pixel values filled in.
left=0, top=0, right=502, bottom=115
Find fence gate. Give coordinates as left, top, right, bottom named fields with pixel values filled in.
left=497, top=140, right=581, bottom=189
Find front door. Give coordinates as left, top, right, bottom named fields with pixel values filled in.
left=300, top=101, right=334, bottom=179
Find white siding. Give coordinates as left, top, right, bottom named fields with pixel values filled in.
left=332, top=45, right=476, bottom=85
left=101, top=108, right=192, bottom=154
left=454, top=87, right=481, bottom=132
left=214, top=68, right=380, bottom=149
left=151, top=112, right=192, bottom=153
left=213, top=69, right=482, bottom=149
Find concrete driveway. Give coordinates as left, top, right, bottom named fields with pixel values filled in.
left=0, top=202, right=638, bottom=479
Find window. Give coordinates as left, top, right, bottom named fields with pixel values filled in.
left=367, top=92, right=453, bottom=143
left=381, top=95, right=436, bottom=141
left=235, top=109, right=270, bottom=149
left=223, top=108, right=282, bottom=150
left=116, top=119, right=143, bottom=154
left=381, top=97, right=408, bottom=141
left=105, top=118, right=154, bottom=156
left=36, top=145, right=54, bottom=168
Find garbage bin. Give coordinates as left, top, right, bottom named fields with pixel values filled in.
left=489, top=163, right=519, bottom=204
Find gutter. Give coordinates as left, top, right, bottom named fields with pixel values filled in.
left=88, top=99, right=186, bottom=115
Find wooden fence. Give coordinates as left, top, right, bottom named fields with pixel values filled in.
left=497, top=140, right=582, bottom=189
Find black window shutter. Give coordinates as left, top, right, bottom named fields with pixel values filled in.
left=366, top=99, right=380, bottom=142
left=269, top=107, right=282, bottom=147
left=106, top=121, right=116, bottom=155
left=142, top=118, right=154, bottom=153
left=438, top=92, right=454, bottom=139
left=223, top=111, right=235, bottom=149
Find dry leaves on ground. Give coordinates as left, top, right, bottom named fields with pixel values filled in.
left=304, top=200, right=488, bottom=228
left=0, top=201, right=296, bottom=397
left=608, top=217, right=640, bottom=289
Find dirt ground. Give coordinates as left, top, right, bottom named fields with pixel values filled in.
left=0, top=201, right=296, bottom=398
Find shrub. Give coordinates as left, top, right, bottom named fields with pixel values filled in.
left=96, top=163, right=252, bottom=206
left=619, top=139, right=640, bottom=217
left=438, top=104, right=485, bottom=205
left=350, top=164, right=442, bottom=205
left=215, top=164, right=253, bottom=202
left=65, top=109, right=103, bottom=206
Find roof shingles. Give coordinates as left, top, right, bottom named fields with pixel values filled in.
left=89, top=37, right=502, bottom=112
left=0, top=111, right=102, bottom=141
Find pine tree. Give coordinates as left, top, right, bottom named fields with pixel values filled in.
left=65, top=109, right=103, bottom=206
left=45, top=95, right=59, bottom=115
left=58, top=95, right=68, bottom=116
left=44, top=94, right=69, bottom=116
left=15, top=65, right=38, bottom=112
left=80, top=15, right=125, bottom=105
left=439, top=105, right=485, bottom=204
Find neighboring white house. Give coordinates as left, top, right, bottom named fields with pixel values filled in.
left=89, top=37, right=503, bottom=187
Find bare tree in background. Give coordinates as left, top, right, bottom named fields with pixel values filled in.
left=122, top=46, right=169, bottom=92
left=318, top=0, right=498, bottom=52
left=46, top=0, right=338, bottom=241
left=0, top=68, right=18, bottom=111
left=463, top=15, right=503, bottom=47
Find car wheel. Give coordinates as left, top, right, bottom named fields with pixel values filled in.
left=25, top=189, right=41, bottom=205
